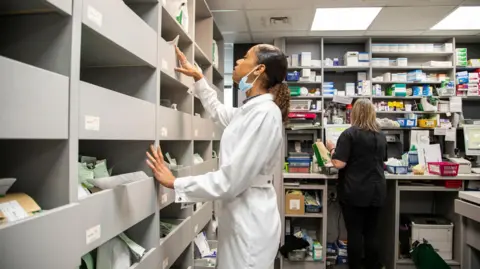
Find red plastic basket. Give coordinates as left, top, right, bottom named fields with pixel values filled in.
left=445, top=180, right=462, bottom=189
left=427, top=162, right=459, bottom=177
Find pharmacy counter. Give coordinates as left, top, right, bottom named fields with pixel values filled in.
left=282, top=172, right=480, bottom=269
left=455, top=191, right=480, bottom=268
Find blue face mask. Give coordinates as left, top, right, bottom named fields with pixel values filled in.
left=238, top=66, right=260, bottom=92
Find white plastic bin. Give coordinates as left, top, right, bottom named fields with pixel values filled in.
left=411, top=216, right=453, bottom=260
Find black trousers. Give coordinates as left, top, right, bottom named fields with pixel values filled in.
left=341, top=203, right=382, bottom=269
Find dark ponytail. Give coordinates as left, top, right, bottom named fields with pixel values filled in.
left=254, top=44, right=290, bottom=124
left=270, top=83, right=290, bottom=123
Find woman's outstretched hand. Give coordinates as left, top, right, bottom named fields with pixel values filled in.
left=174, top=46, right=203, bottom=81
left=146, top=144, right=176, bottom=189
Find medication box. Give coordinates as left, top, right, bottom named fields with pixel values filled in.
left=301, top=52, right=312, bottom=67
left=411, top=216, right=453, bottom=260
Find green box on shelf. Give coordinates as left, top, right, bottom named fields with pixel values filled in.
left=289, top=86, right=301, bottom=96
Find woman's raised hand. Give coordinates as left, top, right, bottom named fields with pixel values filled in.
left=174, top=46, right=203, bottom=81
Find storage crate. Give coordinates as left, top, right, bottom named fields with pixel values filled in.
left=427, top=162, right=459, bottom=176
left=411, top=216, right=453, bottom=260
left=418, top=119, right=437, bottom=128
left=386, top=165, right=409, bottom=174
left=290, top=100, right=312, bottom=112
left=397, top=118, right=417, bottom=128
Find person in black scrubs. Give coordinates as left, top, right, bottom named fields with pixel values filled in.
left=326, top=98, right=387, bottom=269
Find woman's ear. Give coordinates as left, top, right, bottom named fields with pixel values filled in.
left=254, top=64, right=266, bottom=76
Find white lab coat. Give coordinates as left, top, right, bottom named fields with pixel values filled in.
left=174, top=78, right=282, bottom=269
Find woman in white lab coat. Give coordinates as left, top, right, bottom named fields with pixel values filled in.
left=146, top=44, right=290, bottom=269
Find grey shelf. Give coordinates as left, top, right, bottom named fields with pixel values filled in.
left=324, top=66, right=369, bottom=72
left=159, top=217, right=193, bottom=269
left=286, top=81, right=322, bottom=85
left=0, top=56, right=69, bottom=139
left=129, top=248, right=160, bottom=269
left=456, top=66, right=480, bottom=71
left=0, top=0, right=72, bottom=15
left=288, top=66, right=322, bottom=71
left=192, top=202, right=213, bottom=235
left=79, top=81, right=156, bottom=140
left=1, top=0, right=223, bottom=268
left=373, top=81, right=443, bottom=85
left=372, top=51, right=453, bottom=57
left=78, top=176, right=157, bottom=255
left=81, top=0, right=157, bottom=67
left=0, top=204, right=81, bottom=269
left=192, top=159, right=218, bottom=176
left=372, top=66, right=453, bottom=71
left=285, top=213, right=324, bottom=218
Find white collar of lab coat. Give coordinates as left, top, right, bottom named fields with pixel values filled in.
left=241, top=93, right=273, bottom=110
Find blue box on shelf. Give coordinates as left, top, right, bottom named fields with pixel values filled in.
left=397, top=118, right=416, bottom=128
left=386, top=165, right=409, bottom=174
left=286, top=71, right=300, bottom=81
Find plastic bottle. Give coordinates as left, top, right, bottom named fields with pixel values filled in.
left=346, top=104, right=353, bottom=124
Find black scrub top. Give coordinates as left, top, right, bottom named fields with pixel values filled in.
left=333, top=126, right=387, bottom=207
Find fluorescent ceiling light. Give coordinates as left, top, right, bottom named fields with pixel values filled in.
left=431, top=6, right=480, bottom=30
left=311, top=7, right=382, bottom=31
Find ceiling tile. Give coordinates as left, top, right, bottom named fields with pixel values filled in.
left=212, top=11, right=249, bottom=32
left=222, top=32, right=252, bottom=43
left=205, top=0, right=244, bottom=10
left=422, top=30, right=480, bottom=36
left=309, top=30, right=366, bottom=36
left=246, top=9, right=315, bottom=32
left=368, top=6, right=457, bottom=31
left=366, top=30, right=423, bottom=36
left=246, top=0, right=316, bottom=10
left=312, top=0, right=388, bottom=8
left=386, top=0, right=463, bottom=6
left=252, top=31, right=309, bottom=43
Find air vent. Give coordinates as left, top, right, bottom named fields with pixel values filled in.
left=270, top=16, right=290, bottom=25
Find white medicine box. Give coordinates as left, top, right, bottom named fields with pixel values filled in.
left=344, top=51, right=359, bottom=66
left=301, top=52, right=312, bottom=67
left=411, top=216, right=453, bottom=260
left=159, top=37, right=177, bottom=77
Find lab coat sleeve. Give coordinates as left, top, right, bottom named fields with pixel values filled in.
left=189, top=78, right=237, bottom=128
left=173, top=112, right=282, bottom=203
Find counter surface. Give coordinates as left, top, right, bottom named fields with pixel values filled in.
left=459, top=191, right=480, bottom=205
left=283, top=172, right=480, bottom=181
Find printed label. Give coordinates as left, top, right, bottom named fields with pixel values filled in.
left=0, top=200, right=29, bottom=221
left=212, top=132, right=215, bottom=138
left=289, top=199, right=301, bottom=210
left=434, top=128, right=447, bottom=136
left=162, top=257, right=169, bottom=269
left=85, top=116, right=100, bottom=131
left=194, top=224, right=198, bottom=233
left=161, top=193, right=168, bottom=204
left=194, top=129, right=199, bottom=137
left=162, top=59, right=168, bottom=70
left=87, top=6, right=103, bottom=27
left=86, top=225, right=101, bottom=244
left=161, top=127, right=168, bottom=137
left=332, top=96, right=353, bottom=105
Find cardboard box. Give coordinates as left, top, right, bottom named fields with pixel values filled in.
left=0, top=193, right=41, bottom=224
left=285, top=192, right=305, bottom=215
left=344, top=51, right=359, bottom=66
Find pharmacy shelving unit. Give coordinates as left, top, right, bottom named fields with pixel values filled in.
left=0, top=0, right=223, bottom=268
left=274, top=36, right=480, bottom=269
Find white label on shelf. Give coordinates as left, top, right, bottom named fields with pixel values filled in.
left=194, top=224, right=198, bottom=233
left=87, top=6, right=103, bottom=27
left=212, top=132, right=215, bottom=138
left=160, top=127, right=168, bottom=137
left=446, top=128, right=456, bottom=142
left=162, top=257, right=169, bottom=269
left=332, top=96, right=353, bottom=105
left=289, top=199, right=301, bottom=210
left=194, top=129, right=199, bottom=137
left=434, top=128, right=447, bottom=136
left=85, top=116, right=100, bottom=131
left=86, top=224, right=101, bottom=245
left=161, top=193, right=168, bottom=204
left=0, top=200, right=29, bottom=221
left=162, top=59, right=168, bottom=70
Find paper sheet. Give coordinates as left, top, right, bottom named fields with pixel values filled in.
left=410, top=130, right=430, bottom=149
left=449, top=97, right=463, bottom=113
left=418, top=144, right=442, bottom=166
left=445, top=128, right=456, bottom=142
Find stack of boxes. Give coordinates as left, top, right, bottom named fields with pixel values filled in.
left=456, top=70, right=480, bottom=96
left=288, top=52, right=322, bottom=82
left=343, top=51, right=370, bottom=67
left=371, top=43, right=452, bottom=53
left=456, top=48, right=467, bottom=66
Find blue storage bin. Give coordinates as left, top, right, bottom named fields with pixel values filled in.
left=386, top=165, right=409, bottom=174
left=397, top=118, right=416, bottom=128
